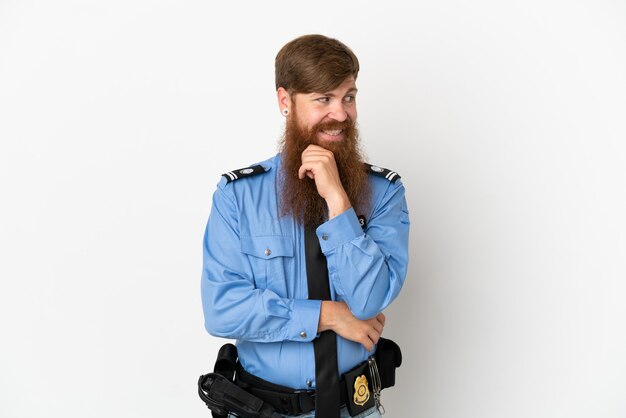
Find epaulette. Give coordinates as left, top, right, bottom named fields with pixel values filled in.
left=364, top=163, right=401, bottom=183
left=221, top=164, right=267, bottom=183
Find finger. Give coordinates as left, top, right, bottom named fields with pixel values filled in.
left=302, top=145, right=330, bottom=153
left=369, top=318, right=383, bottom=335
left=367, top=329, right=380, bottom=347
left=302, top=148, right=332, bottom=157
left=302, top=144, right=327, bottom=153
left=301, top=148, right=334, bottom=158
left=298, top=165, right=307, bottom=179
left=301, top=153, right=333, bottom=164
left=298, top=164, right=317, bottom=179
left=377, top=313, right=386, bottom=326
left=356, top=326, right=374, bottom=351
left=361, top=337, right=374, bottom=352
left=304, top=144, right=328, bottom=153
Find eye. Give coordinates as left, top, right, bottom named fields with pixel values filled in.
left=343, top=95, right=356, bottom=103
left=316, top=97, right=330, bottom=103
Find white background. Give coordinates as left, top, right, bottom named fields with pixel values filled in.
left=1, top=1, right=625, bottom=417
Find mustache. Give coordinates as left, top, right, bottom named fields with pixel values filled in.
left=311, top=118, right=353, bottom=134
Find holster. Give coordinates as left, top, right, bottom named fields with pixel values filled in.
left=198, top=343, right=282, bottom=418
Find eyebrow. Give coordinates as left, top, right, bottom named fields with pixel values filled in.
left=321, top=87, right=358, bottom=96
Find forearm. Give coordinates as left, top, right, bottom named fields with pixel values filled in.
left=202, top=271, right=321, bottom=342
left=317, top=185, right=410, bottom=319
left=317, top=214, right=407, bottom=319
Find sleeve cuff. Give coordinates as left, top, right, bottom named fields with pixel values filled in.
left=289, top=299, right=321, bottom=342
left=316, top=207, right=364, bottom=253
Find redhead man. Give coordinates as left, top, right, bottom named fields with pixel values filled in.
left=201, top=34, right=409, bottom=418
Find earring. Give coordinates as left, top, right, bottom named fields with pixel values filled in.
left=282, top=108, right=289, bottom=116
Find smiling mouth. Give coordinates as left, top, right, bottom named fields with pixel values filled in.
left=321, top=129, right=343, bottom=136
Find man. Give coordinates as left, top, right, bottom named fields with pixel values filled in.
left=201, top=34, right=409, bottom=418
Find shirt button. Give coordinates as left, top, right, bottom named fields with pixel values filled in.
left=299, top=331, right=307, bottom=339
left=264, top=248, right=271, bottom=256
left=321, top=234, right=328, bottom=241
left=306, top=379, right=313, bottom=387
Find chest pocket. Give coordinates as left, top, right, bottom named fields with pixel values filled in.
left=240, top=235, right=293, bottom=297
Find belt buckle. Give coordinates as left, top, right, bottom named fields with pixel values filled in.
left=293, top=389, right=316, bottom=415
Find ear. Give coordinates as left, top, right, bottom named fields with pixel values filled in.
left=276, top=87, right=292, bottom=113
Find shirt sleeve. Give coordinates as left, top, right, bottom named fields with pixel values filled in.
left=201, top=184, right=320, bottom=343
left=316, top=180, right=410, bottom=320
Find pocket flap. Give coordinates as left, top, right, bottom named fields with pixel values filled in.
left=240, top=236, right=294, bottom=259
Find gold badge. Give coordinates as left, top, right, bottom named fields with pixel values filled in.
left=353, top=374, right=370, bottom=406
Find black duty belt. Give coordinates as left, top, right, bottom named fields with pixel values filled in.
left=198, top=339, right=402, bottom=418
left=234, top=337, right=402, bottom=417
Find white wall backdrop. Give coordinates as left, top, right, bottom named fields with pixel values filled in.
left=1, top=1, right=625, bottom=417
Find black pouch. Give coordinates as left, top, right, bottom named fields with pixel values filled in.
left=214, top=343, right=238, bottom=381
left=343, top=360, right=375, bottom=417
left=374, top=337, right=402, bottom=389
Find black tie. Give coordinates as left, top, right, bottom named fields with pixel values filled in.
left=304, top=227, right=341, bottom=418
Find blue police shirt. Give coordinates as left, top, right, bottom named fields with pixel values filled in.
left=201, top=154, right=410, bottom=390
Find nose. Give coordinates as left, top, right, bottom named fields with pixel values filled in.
left=327, top=101, right=348, bottom=122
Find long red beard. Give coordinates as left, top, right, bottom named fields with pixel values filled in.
left=279, top=110, right=370, bottom=227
